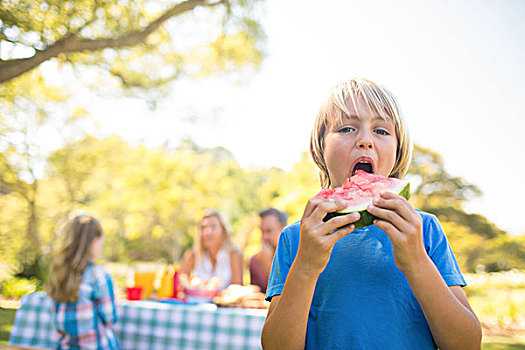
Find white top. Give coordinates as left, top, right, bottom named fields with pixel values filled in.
left=193, top=248, right=232, bottom=289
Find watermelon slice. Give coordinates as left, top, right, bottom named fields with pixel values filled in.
left=315, top=170, right=410, bottom=229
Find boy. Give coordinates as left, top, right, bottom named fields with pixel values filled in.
left=261, top=78, right=481, bottom=349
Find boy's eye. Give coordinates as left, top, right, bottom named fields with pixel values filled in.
left=338, top=126, right=355, bottom=133
left=374, top=129, right=390, bottom=136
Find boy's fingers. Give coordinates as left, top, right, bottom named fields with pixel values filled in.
left=323, top=212, right=360, bottom=233
left=371, top=193, right=422, bottom=232
left=303, top=198, right=323, bottom=218
left=326, top=224, right=355, bottom=245
left=367, top=204, right=406, bottom=232
left=373, top=219, right=403, bottom=242
left=310, top=200, right=350, bottom=222
left=372, top=191, right=416, bottom=221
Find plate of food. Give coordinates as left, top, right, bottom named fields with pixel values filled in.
left=181, top=276, right=221, bottom=303
left=213, top=284, right=270, bottom=309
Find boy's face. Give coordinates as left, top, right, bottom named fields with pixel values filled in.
left=323, top=94, right=398, bottom=187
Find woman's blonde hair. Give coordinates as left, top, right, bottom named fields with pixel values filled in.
left=46, top=214, right=103, bottom=303
left=193, top=209, right=233, bottom=260
left=310, top=78, right=413, bottom=188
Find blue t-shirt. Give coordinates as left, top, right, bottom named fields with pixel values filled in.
left=265, top=211, right=466, bottom=349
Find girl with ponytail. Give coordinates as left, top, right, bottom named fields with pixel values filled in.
left=46, top=213, right=119, bottom=350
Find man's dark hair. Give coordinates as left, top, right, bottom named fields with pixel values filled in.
left=259, top=207, right=288, bottom=227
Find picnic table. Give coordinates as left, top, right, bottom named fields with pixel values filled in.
left=8, top=292, right=267, bottom=350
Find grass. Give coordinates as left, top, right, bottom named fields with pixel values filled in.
left=0, top=307, right=16, bottom=345
left=482, top=335, right=525, bottom=349
left=465, top=271, right=525, bottom=334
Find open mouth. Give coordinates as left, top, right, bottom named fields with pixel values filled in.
left=352, top=161, right=373, bottom=176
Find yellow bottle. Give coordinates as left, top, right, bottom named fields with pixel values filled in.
left=157, top=266, right=174, bottom=299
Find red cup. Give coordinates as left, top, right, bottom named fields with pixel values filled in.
left=126, top=286, right=142, bottom=300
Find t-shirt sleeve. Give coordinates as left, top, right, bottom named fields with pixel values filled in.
left=265, top=226, right=294, bottom=301
left=93, top=265, right=118, bottom=326
left=423, top=213, right=467, bottom=287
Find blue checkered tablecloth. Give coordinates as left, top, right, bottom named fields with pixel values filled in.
left=8, top=292, right=267, bottom=350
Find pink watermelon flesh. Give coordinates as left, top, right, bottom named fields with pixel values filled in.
left=315, top=170, right=410, bottom=228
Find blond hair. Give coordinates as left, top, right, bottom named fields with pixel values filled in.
left=46, top=214, right=103, bottom=303
left=193, top=209, right=233, bottom=260
left=310, top=78, right=413, bottom=188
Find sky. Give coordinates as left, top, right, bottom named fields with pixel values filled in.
left=71, top=0, right=524, bottom=235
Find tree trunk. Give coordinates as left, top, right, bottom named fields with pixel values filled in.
left=27, top=181, right=42, bottom=257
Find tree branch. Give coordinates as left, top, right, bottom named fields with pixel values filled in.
left=0, top=0, right=226, bottom=83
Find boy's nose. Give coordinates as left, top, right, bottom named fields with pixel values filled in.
left=358, top=141, right=373, bottom=149
left=357, top=131, right=373, bottom=149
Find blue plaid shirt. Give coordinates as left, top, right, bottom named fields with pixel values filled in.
left=52, top=263, right=119, bottom=350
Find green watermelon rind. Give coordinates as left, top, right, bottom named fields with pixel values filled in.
left=323, top=181, right=411, bottom=229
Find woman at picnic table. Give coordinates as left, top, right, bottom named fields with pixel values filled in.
left=46, top=212, right=119, bottom=350
left=180, top=209, right=243, bottom=290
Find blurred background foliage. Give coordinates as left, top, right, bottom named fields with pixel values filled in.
left=1, top=137, right=524, bottom=284
left=1, top=0, right=265, bottom=87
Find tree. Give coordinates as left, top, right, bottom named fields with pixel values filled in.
left=0, top=0, right=265, bottom=86
left=0, top=70, right=74, bottom=276
left=408, top=145, right=481, bottom=209
left=260, top=151, right=319, bottom=223
left=406, top=145, right=521, bottom=271
left=1, top=0, right=266, bottom=279
left=408, top=145, right=504, bottom=240
left=41, top=135, right=274, bottom=263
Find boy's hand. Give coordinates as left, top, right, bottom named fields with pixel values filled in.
left=366, top=191, right=427, bottom=273
left=296, top=198, right=361, bottom=276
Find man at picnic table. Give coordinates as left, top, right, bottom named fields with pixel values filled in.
left=249, top=208, right=288, bottom=293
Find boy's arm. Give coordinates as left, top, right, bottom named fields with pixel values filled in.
left=368, top=191, right=482, bottom=350
left=403, top=257, right=481, bottom=350
left=261, top=262, right=319, bottom=349
left=261, top=199, right=360, bottom=349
